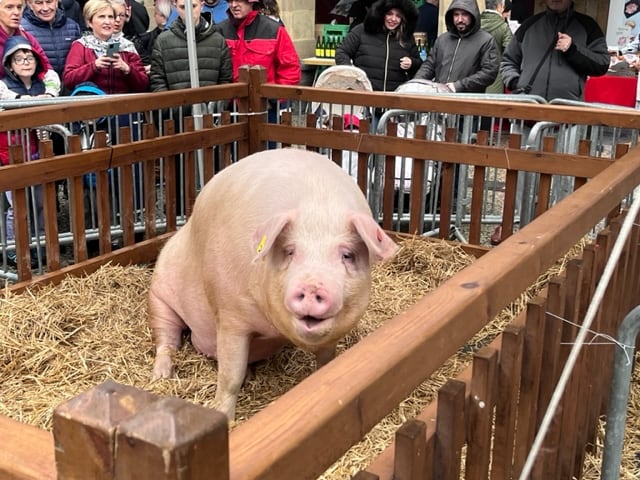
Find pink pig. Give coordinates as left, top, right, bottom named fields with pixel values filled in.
left=148, top=148, right=397, bottom=420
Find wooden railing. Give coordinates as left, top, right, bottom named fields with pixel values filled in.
left=1, top=66, right=640, bottom=479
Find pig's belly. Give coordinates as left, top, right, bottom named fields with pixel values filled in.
left=188, top=314, right=289, bottom=363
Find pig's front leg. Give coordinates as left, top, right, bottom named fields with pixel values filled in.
left=213, top=330, right=251, bottom=421
left=149, top=289, right=185, bottom=380
left=315, top=344, right=337, bottom=369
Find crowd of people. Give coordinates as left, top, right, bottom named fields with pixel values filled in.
left=0, top=0, right=614, bottom=266
left=336, top=0, right=609, bottom=100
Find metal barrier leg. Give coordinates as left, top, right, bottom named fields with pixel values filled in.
left=601, top=304, right=640, bottom=480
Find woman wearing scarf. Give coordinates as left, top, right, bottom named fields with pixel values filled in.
left=63, top=0, right=148, bottom=94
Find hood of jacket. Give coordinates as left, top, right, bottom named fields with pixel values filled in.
left=169, top=15, right=215, bottom=40
left=363, top=0, right=419, bottom=44
left=445, top=0, right=481, bottom=37
left=2, top=35, right=45, bottom=79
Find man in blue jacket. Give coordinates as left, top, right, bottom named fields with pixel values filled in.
left=21, top=0, right=81, bottom=92
left=500, top=0, right=609, bottom=101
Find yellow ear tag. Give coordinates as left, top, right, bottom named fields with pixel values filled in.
left=256, top=235, right=267, bottom=254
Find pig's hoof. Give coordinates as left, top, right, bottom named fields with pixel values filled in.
left=152, top=354, right=176, bottom=380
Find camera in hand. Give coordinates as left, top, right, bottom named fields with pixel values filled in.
left=105, top=41, right=120, bottom=57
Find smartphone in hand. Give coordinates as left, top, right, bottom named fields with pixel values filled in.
left=105, top=41, right=120, bottom=57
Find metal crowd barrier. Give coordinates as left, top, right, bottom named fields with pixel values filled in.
left=0, top=95, right=242, bottom=280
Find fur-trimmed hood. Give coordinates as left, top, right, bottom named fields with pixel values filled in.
left=363, top=0, right=419, bottom=44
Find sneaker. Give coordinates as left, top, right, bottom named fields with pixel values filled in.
left=6, top=251, right=16, bottom=267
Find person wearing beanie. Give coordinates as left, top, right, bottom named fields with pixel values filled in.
left=336, top=0, right=422, bottom=93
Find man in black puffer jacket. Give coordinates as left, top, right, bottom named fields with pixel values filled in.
left=150, top=0, right=232, bottom=92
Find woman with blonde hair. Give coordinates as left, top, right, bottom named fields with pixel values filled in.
left=63, top=0, right=148, bottom=94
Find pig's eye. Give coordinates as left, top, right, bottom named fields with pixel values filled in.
left=284, top=246, right=295, bottom=257
left=342, top=251, right=355, bottom=264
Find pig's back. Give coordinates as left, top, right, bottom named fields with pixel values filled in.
left=193, top=149, right=370, bottom=232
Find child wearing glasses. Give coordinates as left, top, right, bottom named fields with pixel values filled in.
left=0, top=35, right=48, bottom=100
left=0, top=35, right=50, bottom=267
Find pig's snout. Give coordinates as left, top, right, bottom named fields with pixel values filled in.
left=287, top=283, right=337, bottom=327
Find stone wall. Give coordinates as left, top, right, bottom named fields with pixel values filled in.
left=280, top=0, right=316, bottom=60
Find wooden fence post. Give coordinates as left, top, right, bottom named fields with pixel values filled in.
left=53, top=380, right=229, bottom=479
left=53, top=380, right=159, bottom=479
left=115, top=396, right=228, bottom=479
left=393, top=419, right=427, bottom=480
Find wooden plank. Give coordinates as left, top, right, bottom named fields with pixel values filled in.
left=467, top=130, right=487, bottom=245
left=162, top=119, right=177, bottom=232
left=267, top=125, right=612, bottom=179
left=465, top=348, right=498, bottom=480
left=118, top=126, right=136, bottom=247
left=513, top=297, right=546, bottom=477
left=142, top=123, right=158, bottom=240
left=0, top=415, right=55, bottom=480
left=556, top=260, right=584, bottom=480
left=9, top=144, right=32, bottom=279
left=500, top=134, right=521, bottom=242
left=580, top=244, right=603, bottom=452
left=393, top=420, right=427, bottom=480
left=534, top=136, right=555, bottom=219
left=409, top=125, right=427, bottom=235
left=536, top=278, right=566, bottom=478
left=262, top=83, right=640, bottom=130
left=9, top=234, right=170, bottom=294
left=537, top=278, right=566, bottom=417
left=93, top=132, right=112, bottom=256
left=490, top=324, right=524, bottom=480
left=115, top=397, right=229, bottom=480
left=381, top=123, right=397, bottom=231
left=434, top=379, right=466, bottom=480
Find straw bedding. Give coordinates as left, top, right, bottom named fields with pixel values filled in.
left=0, top=237, right=637, bottom=479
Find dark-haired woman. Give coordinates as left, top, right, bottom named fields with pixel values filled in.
left=335, top=0, right=421, bottom=93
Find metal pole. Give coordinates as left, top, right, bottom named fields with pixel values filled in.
left=183, top=0, right=205, bottom=188
left=600, top=305, right=640, bottom=480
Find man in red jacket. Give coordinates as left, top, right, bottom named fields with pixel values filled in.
left=215, top=0, right=300, bottom=148
left=215, top=0, right=300, bottom=85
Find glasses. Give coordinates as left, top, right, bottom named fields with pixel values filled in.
left=12, top=55, right=35, bottom=65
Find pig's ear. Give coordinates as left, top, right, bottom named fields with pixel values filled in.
left=252, top=210, right=298, bottom=263
left=349, top=212, right=398, bottom=262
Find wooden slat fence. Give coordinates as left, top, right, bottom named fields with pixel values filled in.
left=0, top=66, right=639, bottom=479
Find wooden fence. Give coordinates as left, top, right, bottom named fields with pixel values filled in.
left=1, top=66, right=640, bottom=479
